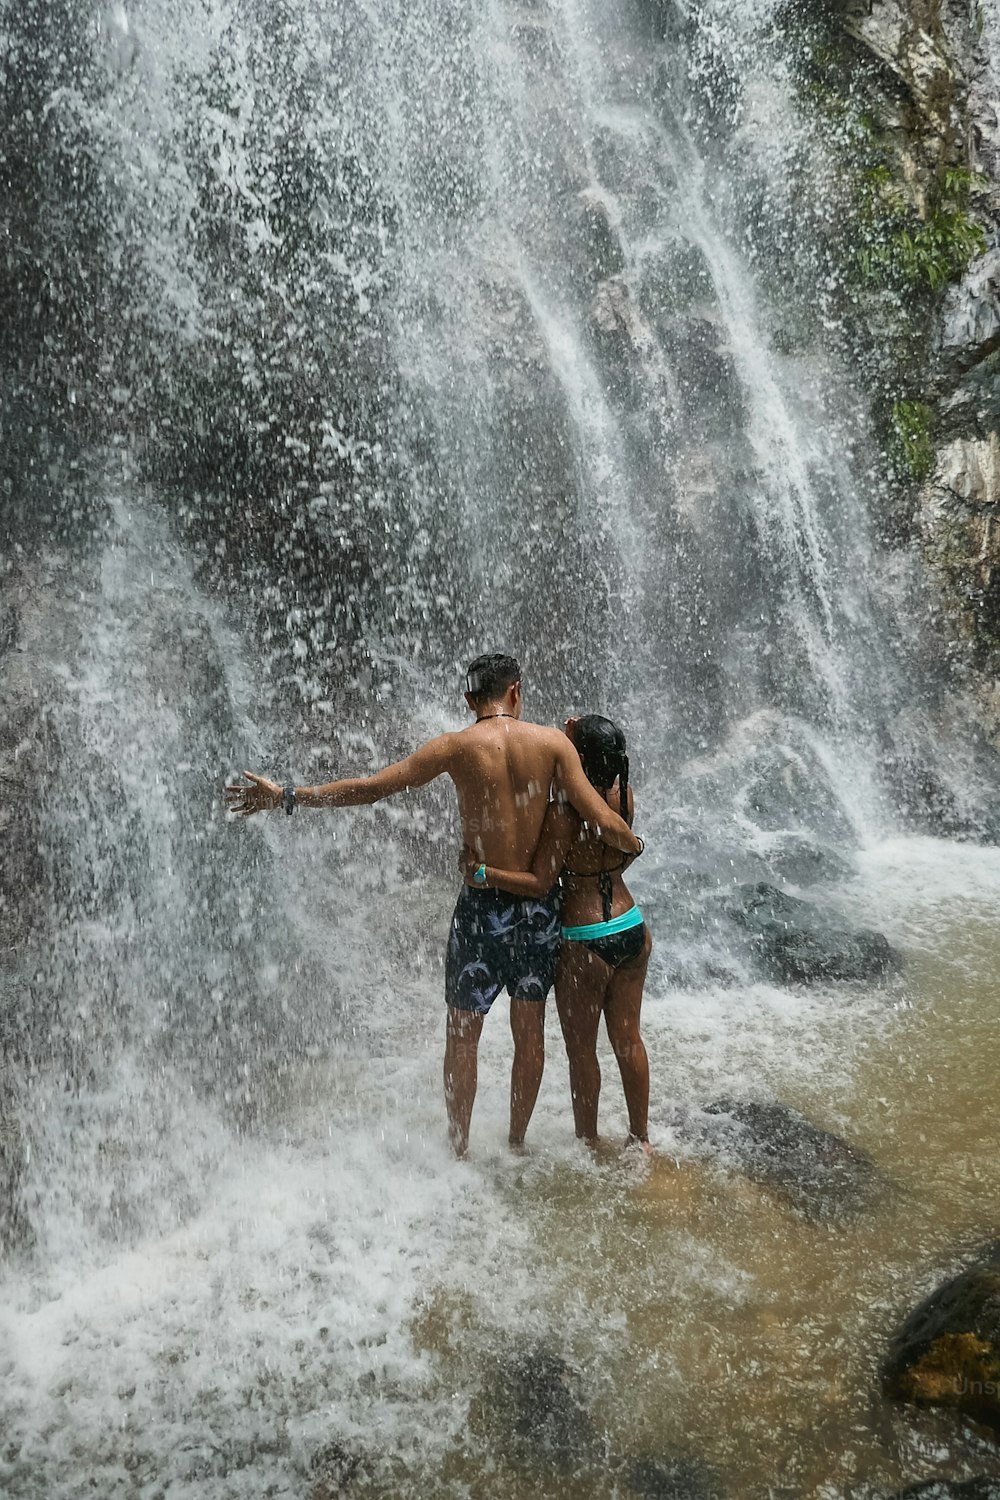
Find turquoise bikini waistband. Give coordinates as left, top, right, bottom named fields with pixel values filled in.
left=561, top=906, right=644, bottom=942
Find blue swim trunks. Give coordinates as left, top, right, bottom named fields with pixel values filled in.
left=445, top=886, right=561, bottom=1015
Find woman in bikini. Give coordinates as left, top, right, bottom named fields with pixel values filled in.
left=464, top=715, right=651, bottom=1150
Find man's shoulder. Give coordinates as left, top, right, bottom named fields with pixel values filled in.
left=517, top=720, right=568, bottom=765
left=519, top=719, right=564, bottom=745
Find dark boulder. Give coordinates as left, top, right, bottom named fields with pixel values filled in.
left=884, top=1262, right=1000, bottom=1438
left=730, top=883, right=901, bottom=984
left=764, top=836, right=856, bottom=887
left=626, top=1450, right=722, bottom=1499
left=699, top=1098, right=879, bottom=1221
left=490, top=1347, right=594, bottom=1470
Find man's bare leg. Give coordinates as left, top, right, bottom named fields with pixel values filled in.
left=554, top=947, right=608, bottom=1143
left=444, top=1006, right=484, bottom=1158
left=508, top=998, right=545, bottom=1148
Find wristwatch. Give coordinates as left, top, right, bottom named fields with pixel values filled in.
left=282, top=784, right=296, bottom=816
left=473, top=862, right=487, bottom=886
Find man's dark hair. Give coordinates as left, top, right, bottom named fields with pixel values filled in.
left=465, top=653, right=521, bottom=705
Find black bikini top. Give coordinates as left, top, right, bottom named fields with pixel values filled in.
left=561, top=852, right=630, bottom=923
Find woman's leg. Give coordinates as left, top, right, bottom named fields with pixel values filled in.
left=603, top=929, right=652, bottom=1143
left=555, top=945, right=609, bottom=1143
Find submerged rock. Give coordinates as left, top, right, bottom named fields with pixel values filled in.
left=730, top=883, right=901, bottom=984
left=491, top=1347, right=594, bottom=1470
left=625, top=1450, right=721, bottom=1500
left=309, top=1439, right=362, bottom=1497
left=699, top=1098, right=879, bottom=1221
left=884, top=1262, right=1000, bottom=1438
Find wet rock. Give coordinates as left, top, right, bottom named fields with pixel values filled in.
left=666, top=315, right=743, bottom=413
left=699, top=1098, right=879, bottom=1221
left=920, top=434, right=1000, bottom=654
left=730, top=883, right=901, bottom=984
left=743, top=755, right=857, bottom=846
left=493, top=1347, right=593, bottom=1470
left=764, top=836, right=856, bottom=888
left=575, top=190, right=626, bottom=283
left=592, top=277, right=640, bottom=340
left=309, top=1439, right=362, bottom=1498
left=937, top=249, right=1000, bottom=384
left=0, top=1103, right=30, bottom=1253
left=890, top=1480, right=1000, bottom=1499
left=626, top=1450, right=721, bottom=1500
left=678, top=713, right=861, bottom=858
left=884, top=1262, right=1000, bottom=1437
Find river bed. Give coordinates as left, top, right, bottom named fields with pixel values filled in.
left=2, top=837, right=998, bottom=1498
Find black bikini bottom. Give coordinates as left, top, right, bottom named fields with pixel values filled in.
left=572, top=922, right=647, bottom=970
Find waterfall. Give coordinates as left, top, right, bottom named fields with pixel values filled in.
left=4, top=1, right=1000, bottom=1495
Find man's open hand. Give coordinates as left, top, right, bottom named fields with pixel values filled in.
left=224, top=771, right=282, bottom=817
left=458, top=842, right=480, bottom=874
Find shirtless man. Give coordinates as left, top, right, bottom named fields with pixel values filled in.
left=225, top=653, right=640, bottom=1156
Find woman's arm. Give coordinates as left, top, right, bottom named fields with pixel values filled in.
left=467, top=804, right=579, bottom=896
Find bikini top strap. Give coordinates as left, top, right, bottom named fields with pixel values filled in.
left=599, top=870, right=612, bottom=923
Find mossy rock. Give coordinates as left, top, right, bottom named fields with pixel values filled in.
left=884, top=1263, right=1000, bottom=1437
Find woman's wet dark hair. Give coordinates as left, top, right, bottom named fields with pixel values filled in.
left=575, top=714, right=629, bottom=820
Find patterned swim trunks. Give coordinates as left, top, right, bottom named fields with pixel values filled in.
left=445, top=885, right=561, bottom=1015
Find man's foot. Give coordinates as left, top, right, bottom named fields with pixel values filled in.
left=508, top=1136, right=529, bottom=1156
left=625, top=1132, right=654, bottom=1157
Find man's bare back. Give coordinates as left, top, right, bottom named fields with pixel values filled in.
left=224, top=653, right=640, bottom=1156
left=452, top=716, right=634, bottom=875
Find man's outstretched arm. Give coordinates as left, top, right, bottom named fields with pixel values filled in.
left=225, top=735, right=456, bottom=815
left=553, top=738, right=642, bottom=854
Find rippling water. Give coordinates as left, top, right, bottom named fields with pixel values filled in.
left=3, top=834, right=999, bottom=1497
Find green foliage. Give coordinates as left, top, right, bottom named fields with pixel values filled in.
left=889, top=400, right=935, bottom=482
left=856, top=164, right=987, bottom=293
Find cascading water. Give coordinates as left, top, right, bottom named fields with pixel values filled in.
left=3, top=1, right=1000, bottom=1496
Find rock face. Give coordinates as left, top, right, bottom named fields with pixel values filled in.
left=729, top=883, right=901, bottom=984
left=692, top=1099, right=879, bottom=1220
left=855, top=1, right=1000, bottom=727
left=884, top=1261, right=1000, bottom=1437
left=920, top=433, right=1000, bottom=653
